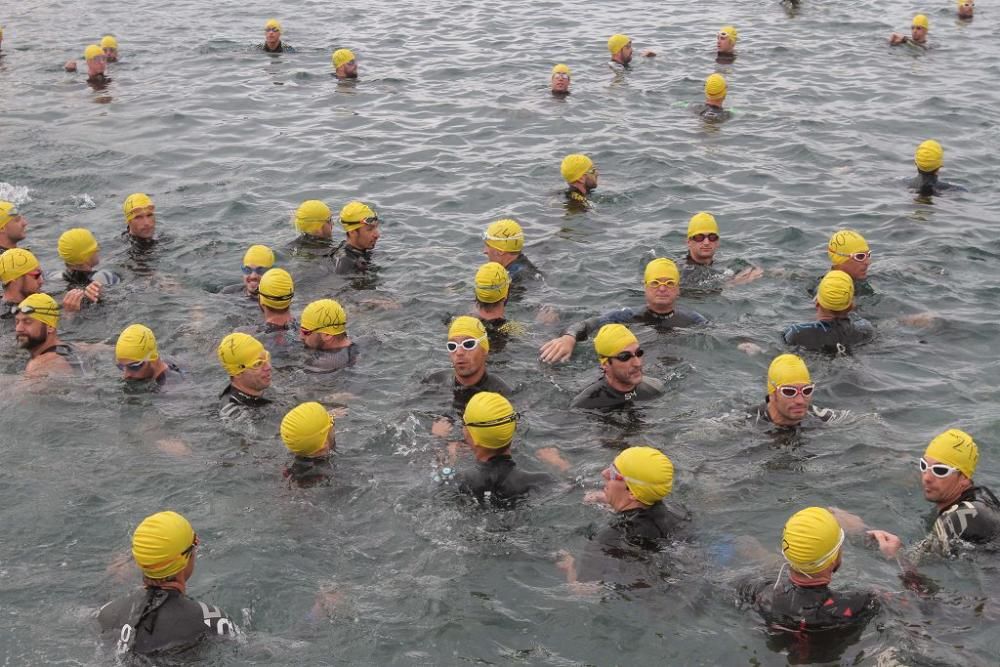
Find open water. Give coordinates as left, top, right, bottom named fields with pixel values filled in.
left=2, top=0, right=1000, bottom=664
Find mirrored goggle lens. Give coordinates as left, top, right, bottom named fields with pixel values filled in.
left=612, top=348, right=644, bottom=362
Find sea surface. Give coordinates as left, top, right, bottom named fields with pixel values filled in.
left=1, top=0, right=999, bottom=664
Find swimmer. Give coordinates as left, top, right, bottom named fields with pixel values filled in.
left=558, top=447, right=688, bottom=586
left=482, top=218, right=541, bottom=283
left=0, top=248, right=90, bottom=315
left=737, top=508, right=878, bottom=652
left=716, top=25, right=738, bottom=63
left=332, top=49, right=357, bottom=79
left=550, top=64, right=571, bottom=96
left=122, top=193, right=156, bottom=244
left=561, top=153, right=598, bottom=209
left=65, top=44, right=109, bottom=83
left=300, top=299, right=359, bottom=372
left=747, top=354, right=844, bottom=430
left=607, top=33, right=655, bottom=69
left=471, top=262, right=514, bottom=347
left=834, top=429, right=1000, bottom=561
left=262, top=19, right=289, bottom=53
left=540, top=258, right=706, bottom=364
left=0, top=201, right=28, bottom=253
left=680, top=212, right=762, bottom=287
left=450, top=392, right=552, bottom=508
left=217, top=332, right=273, bottom=427
left=14, top=293, right=84, bottom=376
left=330, top=201, right=380, bottom=274
left=783, top=270, right=874, bottom=354
left=98, top=511, right=239, bottom=656
left=292, top=199, right=334, bottom=246
left=280, top=402, right=335, bottom=487
left=100, top=35, right=118, bottom=61
left=569, top=323, right=665, bottom=410
left=423, top=316, right=513, bottom=410
left=56, top=228, right=120, bottom=308
left=220, top=244, right=275, bottom=300
left=696, top=73, right=730, bottom=121
left=811, top=230, right=874, bottom=298
left=115, top=324, right=183, bottom=386
left=908, top=139, right=964, bottom=196
left=890, top=14, right=929, bottom=48
left=957, top=0, right=975, bottom=19
left=256, top=268, right=297, bottom=334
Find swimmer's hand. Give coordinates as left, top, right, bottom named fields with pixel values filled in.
left=737, top=342, right=763, bottom=356
left=898, top=312, right=936, bottom=328
left=867, top=529, right=903, bottom=558
left=156, top=438, right=192, bottom=457
left=62, top=289, right=87, bottom=312
left=889, top=33, right=907, bottom=45
left=536, top=446, right=571, bottom=472
left=729, top=266, right=764, bottom=286
left=535, top=305, right=560, bottom=326
left=431, top=417, right=453, bottom=438
left=583, top=490, right=608, bottom=506
left=828, top=506, right=867, bottom=534
left=64, top=60, right=78, bottom=72
left=84, top=280, right=102, bottom=303
left=539, top=334, right=576, bottom=363
left=641, top=50, right=656, bottom=57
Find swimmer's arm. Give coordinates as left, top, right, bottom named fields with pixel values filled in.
left=889, top=33, right=908, bottom=45
left=827, top=507, right=870, bottom=535
left=555, top=549, right=579, bottom=584
left=24, top=354, right=74, bottom=378
left=535, top=447, right=571, bottom=473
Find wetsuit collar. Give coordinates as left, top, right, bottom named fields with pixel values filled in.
left=685, top=252, right=714, bottom=267
left=220, top=383, right=271, bottom=405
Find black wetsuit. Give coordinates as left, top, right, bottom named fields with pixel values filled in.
left=920, top=486, right=1000, bottom=557
left=154, top=360, right=184, bottom=386
left=253, top=319, right=300, bottom=350
left=747, top=400, right=846, bottom=430
left=505, top=254, right=542, bottom=282
left=262, top=41, right=294, bottom=53
left=680, top=255, right=723, bottom=287
left=477, top=316, right=521, bottom=352
left=782, top=317, right=874, bottom=354
left=571, top=376, right=665, bottom=410
left=98, top=587, right=239, bottom=656
left=423, top=369, right=513, bottom=412
left=576, top=502, right=691, bottom=585
left=565, top=188, right=591, bottom=211
left=716, top=52, right=736, bottom=64
left=61, top=268, right=122, bottom=288
left=284, top=454, right=333, bottom=487
left=287, top=233, right=333, bottom=257
left=695, top=103, right=731, bottom=121
left=907, top=172, right=966, bottom=197
left=564, top=306, right=706, bottom=342
left=303, top=343, right=359, bottom=373
left=737, top=576, right=879, bottom=662
left=456, top=454, right=551, bottom=508
left=329, top=241, right=374, bottom=275
left=218, top=384, right=272, bottom=437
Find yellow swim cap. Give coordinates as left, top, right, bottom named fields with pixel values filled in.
left=57, top=228, right=99, bottom=266
left=281, top=402, right=334, bottom=456
left=594, top=323, right=638, bottom=362
left=484, top=219, right=524, bottom=253
left=116, top=323, right=160, bottom=362
left=560, top=154, right=593, bottom=184
left=123, top=193, right=154, bottom=223
left=781, top=507, right=844, bottom=575
left=719, top=25, right=738, bottom=43
left=915, top=139, right=943, bottom=173
left=705, top=73, right=727, bottom=99
left=687, top=211, right=719, bottom=238
left=816, top=270, right=854, bottom=312
left=464, top=392, right=518, bottom=449
left=301, top=298, right=347, bottom=335
left=340, top=201, right=376, bottom=232
left=827, top=230, right=869, bottom=265
left=294, top=200, right=332, bottom=234
left=474, top=262, right=511, bottom=304
left=0, top=248, right=40, bottom=285
left=925, top=428, right=978, bottom=478
left=333, top=48, right=355, bottom=68
left=0, top=201, right=19, bottom=229
left=767, top=353, right=810, bottom=394
left=912, top=14, right=930, bottom=29
left=84, top=44, right=104, bottom=61
left=614, top=446, right=675, bottom=505
left=552, top=63, right=571, bottom=76
left=448, top=315, right=489, bottom=352
left=258, top=268, right=294, bottom=310
left=131, top=511, right=196, bottom=580
left=265, top=18, right=282, bottom=31
left=643, top=258, right=680, bottom=286
left=242, top=244, right=275, bottom=268
left=18, top=292, right=60, bottom=328
left=100, top=35, right=118, bottom=49
left=218, top=332, right=266, bottom=376
left=608, top=34, right=632, bottom=55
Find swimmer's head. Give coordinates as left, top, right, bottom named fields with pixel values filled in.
left=258, top=268, right=294, bottom=311
left=957, top=0, right=975, bottom=18
left=123, top=193, right=156, bottom=239
left=914, top=139, right=943, bottom=173
left=131, top=511, right=197, bottom=580
left=217, top=332, right=269, bottom=377
left=687, top=211, right=719, bottom=238
left=815, top=269, right=854, bottom=313
left=0, top=201, right=19, bottom=230
left=925, top=428, right=978, bottom=479
left=781, top=507, right=844, bottom=575
left=332, top=48, right=357, bottom=78
left=0, top=248, right=40, bottom=286
left=705, top=73, right=727, bottom=103
left=643, top=258, right=680, bottom=287
left=17, top=292, right=60, bottom=328
left=100, top=35, right=118, bottom=60
left=611, top=446, right=675, bottom=505
left=767, top=353, right=810, bottom=394
left=340, top=200, right=381, bottom=250
left=551, top=63, right=571, bottom=93
left=911, top=14, right=929, bottom=41
left=294, top=199, right=333, bottom=236
left=84, top=44, right=104, bottom=61
left=463, top=392, right=518, bottom=449
left=264, top=18, right=282, bottom=47
left=483, top=218, right=524, bottom=258
left=116, top=323, right=160, bottom=363
left=594, top=323, right=638, bottom=363
left=474, top=262, right=511, bottom=304
left=561, top=154, right=597, bottom=192
left=301, top=299, right=348, bottom=336
left=448, top=315, right=489, bottom=353
left=827, top=230, right=871, bottom=279
left=281, top=402, right=335, bottom=457
left=242, top=244, right=275, bottom=270
left=608, top=34, right=633, bottom=64
left=57, top=228, right=100, bottom=267
left=717, top=26, right=738, bottom=53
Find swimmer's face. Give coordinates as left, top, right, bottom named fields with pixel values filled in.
left=602, top=342, right=643, bottom=390
left=87, top=54, right=107, bottom=77
left=838, top=253, right=871, bottom=280
left=4, top=270, right=44, bottom=302
left=958, top=1, right=974, bottom=18
left=644, top=276, right=679, bottom=312
left=2, top=214, right=28, bottom=242
left=348, top=221, right=380, bottom=251
left=118, top=359, right=155, bottom=381
left=615, top=42, right=634, bottom=64
left=449, top=335, right=487, bottom=378
left=771, top=383, right=812, bottom=424
left=687, top=233, right=719, bottom=264
left=127, top=207, right=156, bottom=240
left=338, top=60, right=358, bottom=79
left=921, top=455, right=970, bottom=504
left=601, top=464, right=635, bottom=511
left=238, top=352, right=272, bottom=391
left=551, top=73, right=570, bottom=93
left=103, top=47, right=118, bottom=61
left=243, top=265, right=267, bottom=294
left=716, top=32, right=735, bottom=53
left=265, top=26, right=281, bottom=48
left=14, top=314, right=48, bottom=350
left=582, top=166, right=598, bottom=193
left=911, top=25, right=928, bottom=42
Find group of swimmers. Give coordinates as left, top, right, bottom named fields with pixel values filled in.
left=0, top=2, right=993, bottom=659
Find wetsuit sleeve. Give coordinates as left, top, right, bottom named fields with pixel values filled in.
left=197, top=601, right=241, bottom=638
left=930, top=500, right=999, bottom=550
left=564, top=308, right=635, bottom=341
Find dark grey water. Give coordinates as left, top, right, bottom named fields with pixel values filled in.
left=2, top=0, right=1000, bottom=664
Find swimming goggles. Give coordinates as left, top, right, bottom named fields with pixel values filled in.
left=552, top=73, right=570, bottom=81
left=242, top=265, right=269, bottom=276
left=482, top=230, right=524, bottom=242
left=16, top=303, right=60, bottom=317
left=585, top=166, right=598, bottom=177
left=919, top=457, right=959, bottom=478
left=717, top=32, right=732, bottom=40
left=117, top=359, right=148, bottom=371
left=611, top=348, right=644, bottom=362
left=834, top=250, right=871, bottom=262
left=604, top=463, right=656, bottom=490
left=265, top=27, right=280, bottom=33
left=301, top=319, right=346, bottom=336
left=690, top=233, right=720, bottom=243
left=464, top=411, right=519, bottom=428
left=646, top=278, right=677, bottom=288
left=241, top=350, right=271, bottom=371
left=776, top=384, right=814, bottom=398
left=446, top=335, right=487, bottom=353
